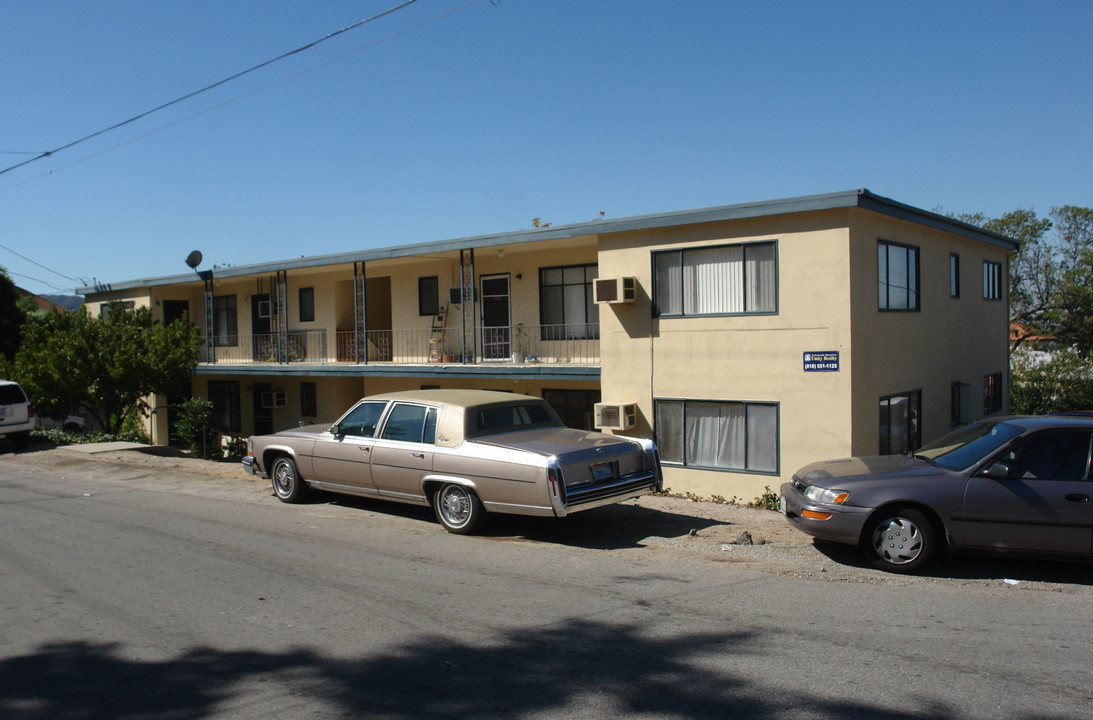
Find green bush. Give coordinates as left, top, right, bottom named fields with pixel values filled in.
left=223, top=435, right=248, bottom=460
left=750, top=485, right=781, bottom=511
left=172, top=397, right=219, bottom=459
left=31, top=427, right=149, bottom=445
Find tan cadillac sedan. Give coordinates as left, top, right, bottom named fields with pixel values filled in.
left=243, top=389, right=663, bottom=534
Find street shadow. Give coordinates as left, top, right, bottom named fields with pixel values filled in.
left=321, top=492, right=443, bottom=527
left=810, top=539, right=1093, bottom=586
left=486, top=503, right=731, bottom=550
left=133, top=445, right=190, bottom=458
left=0, top=437, right=44, bottom=454
left=319, top=493, right=729, bottom=551
left=1, top=618, right=1050, bottom=720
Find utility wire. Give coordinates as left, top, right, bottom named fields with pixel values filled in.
left=0, top=0, right=423, bottom=178
left=4, top=269, right=74, bottom=293
left=0, top=241, right=81, bottom=282
left=1, top=0, right=487, bottom=195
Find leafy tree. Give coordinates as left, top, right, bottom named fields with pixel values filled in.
left=948, top=208, right=1054, bottom=348
left=1045, top=206, right=1093, bottom=353
left=1011, top=346, right=1093, bottom=414
left=0, top=266, right=24, bottom=361
left=952, top=204, right=1093, bottom=355
left=7, top=306, right=201, bottom=434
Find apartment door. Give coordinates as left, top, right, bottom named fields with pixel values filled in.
left=251, top=293, right=271, bottom=361
left=253, top=382, right=273, bottom=436
left=480, top=274, right=510, bottom=361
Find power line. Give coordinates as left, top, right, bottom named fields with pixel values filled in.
left=0, top=241, right=82, bottom=282
left=0, top=0, right=423, bottom=178
left=1, top=0, right=489, bottom=195
left=4, top=269, right=75, bottom=293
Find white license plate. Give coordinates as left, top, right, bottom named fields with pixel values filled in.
left=779, top=495, right=787, bottom=515
left=590, top=461, right=617, bottom=482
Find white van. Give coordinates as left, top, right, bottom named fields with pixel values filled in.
left=0, top=380, right=34, bottom=448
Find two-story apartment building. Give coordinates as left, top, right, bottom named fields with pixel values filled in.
left=81, top=189, right=1018, bottom=500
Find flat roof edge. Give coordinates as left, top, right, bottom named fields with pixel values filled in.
left=80, top=188, right=1018, bottom=295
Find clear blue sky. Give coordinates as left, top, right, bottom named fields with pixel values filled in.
left=2, top=0, right=1090, bottom=296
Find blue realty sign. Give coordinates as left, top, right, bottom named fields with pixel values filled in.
left=804, top=351, right=839, bottom=372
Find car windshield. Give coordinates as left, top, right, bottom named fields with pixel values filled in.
left=914, top=420, right=1024, bottom=471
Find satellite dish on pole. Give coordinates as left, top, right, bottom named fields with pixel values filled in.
left=185, top=250, right=203, bottom=270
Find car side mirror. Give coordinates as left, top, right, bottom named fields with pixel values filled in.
left=984, top=461, right=1013, bottom=480
left=329, top=424, right=341, bottom=437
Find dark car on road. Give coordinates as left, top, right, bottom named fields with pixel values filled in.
left=780, top=414, right=1093, bottom=572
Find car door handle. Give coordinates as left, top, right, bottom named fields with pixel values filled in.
left=359, top=447, right=370, bottom=454
left=1064, top=493, right=1089, bottom=503
left=411, top=452, right=425, bottom=459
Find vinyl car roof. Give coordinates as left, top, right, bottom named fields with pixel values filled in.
left=358, top=389, right=560, bottom=447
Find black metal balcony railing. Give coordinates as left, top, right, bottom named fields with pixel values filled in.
left=202, top=331, right=328, bottom=364
left=201, top=324, right=599, bottom=365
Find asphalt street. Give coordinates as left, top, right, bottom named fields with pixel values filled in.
left=1, top=446, right=1091, bottom=719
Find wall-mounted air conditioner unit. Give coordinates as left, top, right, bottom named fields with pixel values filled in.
left=594, top=277, right=637, bottom=304
left=594, top=402, right=637, bottom=431
left=261, top=390, right=286, bottom=409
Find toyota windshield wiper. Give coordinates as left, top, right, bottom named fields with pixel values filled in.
left=911, top=451, right=938, bottom=466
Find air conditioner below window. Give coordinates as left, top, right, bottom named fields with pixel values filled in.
left=261, top=390, right=286, bottom=409
left=594, top=277, right=637, bottom=304
left=594, top=402, right=637, bottom=431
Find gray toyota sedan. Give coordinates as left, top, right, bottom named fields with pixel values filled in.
left=780, top=414, right=1093, bottom=572
left=244, top=389, right=662, bottom=534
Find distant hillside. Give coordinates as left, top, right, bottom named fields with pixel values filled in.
left=14, top=288, right=83, bottom=311
left=42, top=294, right=83, bottom=311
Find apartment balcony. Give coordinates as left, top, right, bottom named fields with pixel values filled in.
left=199, top=324, right=600, bottom=367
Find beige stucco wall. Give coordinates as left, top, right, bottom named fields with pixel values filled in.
left=847, top=210, right=1012, bottom=454
left=597, top=210, right=856, bottom=501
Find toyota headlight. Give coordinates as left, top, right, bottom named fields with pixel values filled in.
left=803, top=485, right=850, bottom=504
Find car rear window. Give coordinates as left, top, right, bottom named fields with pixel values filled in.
left=475, top=403, right=556, bottom=434
left=0, top=384, right=28, bottom=405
